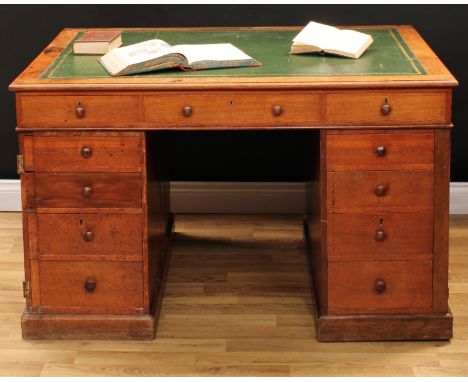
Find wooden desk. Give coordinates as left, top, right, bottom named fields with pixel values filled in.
left=9, top=26, right=457, bottom=341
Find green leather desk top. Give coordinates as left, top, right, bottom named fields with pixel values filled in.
left=42, top=28, right=426, bottom=79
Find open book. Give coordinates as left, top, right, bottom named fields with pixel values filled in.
left=290, top=21, right=373, bottom=59
left=99, top=39, right=261, bottom=76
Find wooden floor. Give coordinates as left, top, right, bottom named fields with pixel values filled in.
left=1, top=212, right=468, bottom=376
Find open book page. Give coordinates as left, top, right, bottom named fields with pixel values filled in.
left=323, top=30, right=372, bottom=57
left=112, top=39, right=172, bottom=65
left=173, top=43, right=254, bottom=66
left=292, top=21, right=342, bottom=47
left=291, top=21, right=373, bottom=58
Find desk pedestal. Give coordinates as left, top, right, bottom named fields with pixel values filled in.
left=305, top=129, right=452, bottom=341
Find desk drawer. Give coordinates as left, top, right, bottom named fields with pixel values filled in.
left=32, top=134, right=143, bottom=172
left=326, top=131, right=434, bottom=171
left=38, top=260, right=143, bottom=312
left=143, top=93, right=321, bottom=127
left=19, top=94, right=140, bottom=128
left=35, top=213, right=143, bottom=258
left=35, top=173, right=142, bottom=209
left=328, top=260, right=433, bottom=314
left=327, top=170, right=433, bottom=213
left=328, top=212, right=433, bottom=261
left=326, top=91, right=448, bottom=125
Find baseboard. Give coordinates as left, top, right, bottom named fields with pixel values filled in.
left=170, top=181, right=305, bottom=214
left=1, top=180, right=467, bottom=214
left=0, top=180, right=22, bottom=211
left=449, top=182, right=468, bottom=215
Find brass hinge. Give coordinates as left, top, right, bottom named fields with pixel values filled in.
left=23, top=281, right=30, bottom=299
left=16, top=154, right=24, bottom=175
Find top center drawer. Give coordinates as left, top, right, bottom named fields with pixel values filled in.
left=143, top=93, right=321, bottom=127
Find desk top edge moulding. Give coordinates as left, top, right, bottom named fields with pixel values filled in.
left=10, top=25, right=457, bottom=341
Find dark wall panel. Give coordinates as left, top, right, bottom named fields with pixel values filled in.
left=1, top=5, right=466, bottom=181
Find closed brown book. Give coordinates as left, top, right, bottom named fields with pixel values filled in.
left=73, top=30, right=122, bottom=55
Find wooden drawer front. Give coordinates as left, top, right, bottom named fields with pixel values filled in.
left=327, top=171, right=433, bottom=213
left=19, top=95, right=140, bottom=128
left=326, top=91, right=448, bottom=125
left=35, top=173, right=142, bottom=209
left=326, top=131, right=434, bottom=171
left=328, top=261, right=433, bottom=314
left=33, top=135, right=142, bottom=172
left=36, top=213, right=143, bottom=257
left=143, top=93, right=321, bottom=127
left=329, top=213, right=433, bottom=261
left=39, top=261, right=143, bottom=312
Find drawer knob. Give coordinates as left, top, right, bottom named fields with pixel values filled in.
left=84, top=278, right=96, bottom=293
left=375, top=145, right=386, bottom=157
left=182, top=106, right=192, bottom=117
left=272, top=105, right=282, bottom=116
left=83, top=230, right=94, bottom=242
left=375, top=185, right=387, bottom=196
left=375, top=228, right=387, bottom=241
left=374, top=279, right=386, bottom=294
left=81, top=146, right=92, bottom=159
left=76, top=102, right=85, bottom=118
left=82, top=186, right=92, bottom=197
left=381, top=99, right=392, bottom=116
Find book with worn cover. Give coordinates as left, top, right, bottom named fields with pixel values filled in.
left=73, top=31, right=122, bottom=55
left=99, top=38, right=261, bottom=76
left=290, top=21, right=373, bottom=59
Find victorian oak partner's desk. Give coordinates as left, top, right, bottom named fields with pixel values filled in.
left=9, top=26, right=457, bottom=341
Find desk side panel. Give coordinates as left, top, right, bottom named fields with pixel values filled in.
left=144, top=132, right=172, bottom=317
left=433, top=128, right=450, bottom=313
left=305, top=130, right=327, bottom=315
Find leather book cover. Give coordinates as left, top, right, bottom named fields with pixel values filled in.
left=76, top=30, right=121, bottom=43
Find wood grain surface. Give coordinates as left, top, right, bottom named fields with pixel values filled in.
left=34, top=213, right=143, bottom=258
left=143, top=92, right=321, bottom=127
left=20, top=94, right=140, bottom=127
left=32, top=134, right=143, bottom=172
left=327, top=260, right=433, bottom=314
left=34, top=173, right=142, bottom=209
left=325, top=91, right=449, bottom=125
left=0, top=213, right=467, bottom=376
left=328, top=212, right=434, bottom=261
left=326, top=130, right=435, bottom=171
left=37, top=260, right=144, bottom=313
left=327, top=170, right=434, bottom=213
left=433, top=129, right=451, bottom=313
